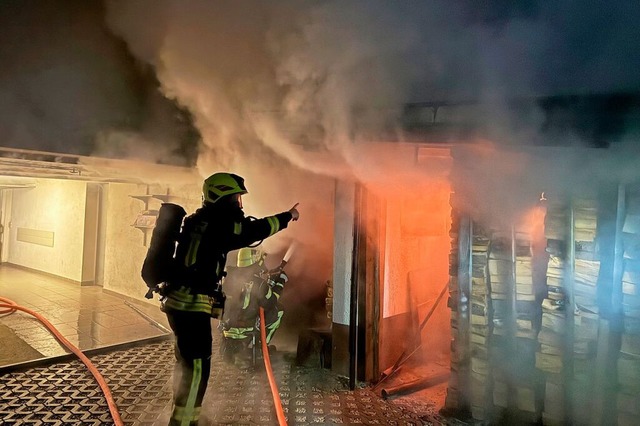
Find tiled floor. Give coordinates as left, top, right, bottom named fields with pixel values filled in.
left=0, top=265, right=453, bottom=425
left=0, top=265, right=170, bottom=365
left=0, top=339, right=447, bottom=425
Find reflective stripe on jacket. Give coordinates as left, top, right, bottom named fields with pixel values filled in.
left=172, top=203, right=292, bottom=296
left=163, top=286, right=215, bottom=314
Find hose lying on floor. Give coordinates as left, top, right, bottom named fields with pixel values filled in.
left=0, top=296, right=124, bottom=426
left=259, top=307, right=288, bottom=426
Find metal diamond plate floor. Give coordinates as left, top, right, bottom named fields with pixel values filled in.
left=0, top=339, right=435, bottom=425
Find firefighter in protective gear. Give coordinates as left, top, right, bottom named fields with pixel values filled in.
left=162, top=172, right=300, bottom=426
left=220, top=247, right=287, bottom=368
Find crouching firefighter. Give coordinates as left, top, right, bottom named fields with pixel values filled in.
left=147, top=172, right=299, bottom=426
left=220, top=247, right=288, bottom=368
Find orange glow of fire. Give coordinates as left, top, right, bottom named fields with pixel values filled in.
left=378, top=178, right=452, bottom=369
left=519, top=197, right=547, bottom=241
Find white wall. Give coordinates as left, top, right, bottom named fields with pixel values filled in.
left=6, top=177, right=202, bottom=297
left=8, top=179, right=86, bottom=281
left=332, top=180, right=355, bottom=326
left=101, top=182, right=201, bottom=302
left=0, top=190, right=12, bottom=263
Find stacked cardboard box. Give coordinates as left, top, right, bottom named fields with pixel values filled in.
left=487, top=229, right=510, bottom=417
left=618, top=191, right=640, bottom=425
left=573, top=199, right=600, bottom=314
left=508, top=335, right=538, bottom=419
left=536, top=198, right=602, bottom=424
left=470, top=225, right=492, bottom=421
left=488, top=228, right=538, bottom=418
left=514, top=231, right=537, bottom=339
left=537, top=202, right=567, bottom=425
left=489, top=230, right=511, bottom=337
left=572, top=311, right=600, bottom=425
left=571, top=198, right=600, bottom=425
left=445, top=213, right=462, bottom=411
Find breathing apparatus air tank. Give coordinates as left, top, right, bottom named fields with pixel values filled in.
left=141, top=203, right=186, bottom=298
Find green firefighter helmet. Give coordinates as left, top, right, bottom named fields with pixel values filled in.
left=202, top=172, right=248, bottom=204
left=237, top=247, right=265, bottom=268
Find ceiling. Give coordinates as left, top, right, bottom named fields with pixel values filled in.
left=0, top=147, right=200, bottom=187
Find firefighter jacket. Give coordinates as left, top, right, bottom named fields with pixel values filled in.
left=162, top=202, right=293, bottom=315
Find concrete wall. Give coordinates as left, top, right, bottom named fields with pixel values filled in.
left=8, top=179, right=86, bottom=281
left=101, top=182, right=201, bottom=302
left=101, top=183, right=148, bottom=300
left=332, top=180, right=355, bottom=326
left=3, top=176, right=202, bottom=296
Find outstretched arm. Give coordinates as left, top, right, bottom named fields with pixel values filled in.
left=226, top=204, right=299, bottom=251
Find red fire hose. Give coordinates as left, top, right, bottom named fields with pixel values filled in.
left=0, top=296, right=124, bottom=426
left=259, top=307, right=288, bottom=426
left=1, top=297, right=287, bottom=425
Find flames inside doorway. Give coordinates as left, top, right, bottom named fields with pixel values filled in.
left=361, top=144, right=640, bottom=425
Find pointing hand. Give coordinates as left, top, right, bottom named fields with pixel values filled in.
left=289, top=203, right=300, bottom=221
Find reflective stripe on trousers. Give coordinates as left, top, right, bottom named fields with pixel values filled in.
left=169, top=358, right=204, bottom=426
left=265, top=310, right=284, bottom=343
left=166, top=310, right=212, bottom=426
left=170, top=402, right=201, bottom=426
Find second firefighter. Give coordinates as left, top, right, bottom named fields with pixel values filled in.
left=220, top=247, right=287, bottom=368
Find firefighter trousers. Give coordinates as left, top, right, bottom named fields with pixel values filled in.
left=166, top=310, right=212, bottom=426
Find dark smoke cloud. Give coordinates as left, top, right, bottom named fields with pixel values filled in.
left=4, top=1, right=639, bottom=166
left=101, top=0, right=640, bottom=281
left=102, top=1, right=640, bottom=165
left=0, top=0, right=199, bottom=165
left=406, top=0, right=640, bottom=100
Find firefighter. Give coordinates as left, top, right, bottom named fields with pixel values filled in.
left=220, top=247, right=287, bottom=368
left=162, top=172, right=299, bottom=426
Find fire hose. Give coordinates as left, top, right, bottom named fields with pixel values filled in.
left=0, top=296, right=124, bottom=426
left=0, top=243, right=297, bottom=425
left=257, top=242, right=297, bottom=426
left=259, top=307, right=287, bottom=426
left=0, top=296, right=287, bottom=426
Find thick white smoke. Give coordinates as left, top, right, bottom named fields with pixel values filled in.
left=103, top=1, right=640, bottom=220
left=104, top=1, right=421, bottom=178
left=101, top=2, right=640, bottom=327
